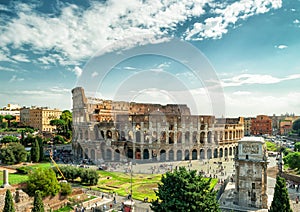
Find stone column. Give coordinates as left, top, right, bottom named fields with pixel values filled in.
left=1, top=170, right=10, bottom=188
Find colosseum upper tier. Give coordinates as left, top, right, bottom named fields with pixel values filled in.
left=72, top=87, right=244, bottom=164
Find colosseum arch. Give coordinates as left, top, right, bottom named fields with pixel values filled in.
left=214, top=148, right=218, bottom=158
left=192, top=149, right=197, bottom=160
left=160, top=149, right=166, bottom=161
left=192, top=131, right=197, bottom=143
left=91, top=149, right=95, bottom=161
left=106, top=130, right=112, bottom=139
left=135, top=131, right=141, bottom=143
left=84, top=148, right=89, bottom=159
left=115, top=149, right=120, bottom=161
left=207, top=149, right=212, bottom=159
left=177, top=150, right=182, bottom=161
left=128, top=131, right=133, bottom=141
left=219, top=148, right=223, bottom=158
left=200, top=132, right=205, bottom=144
left=169, top=149, right=174, bottom=161
left=177, top=131, right=182, bottom=143
left=207, top=131, right=212, bottom=143
left=106, top=149, right=112, bottom=161
left=214, top=131, right=218, bottom=144
left=225, top=148, right=228, bottom=157
left=200, top=149, right=205, bottom=159
left=169, top=132, right=174, bottom=144
left=229, top=147, right=233, bottom=156
left=143, top=149, right=149, bottom=160
left=184, top=149, right=189, bottom=160
left=185, top=131, right=190, bottom=144
left=161, top=131, right=166, bottom=143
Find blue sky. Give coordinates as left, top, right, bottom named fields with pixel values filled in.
left=0, top=0, right=300, bottom=117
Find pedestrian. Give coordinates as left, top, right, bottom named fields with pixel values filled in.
left=296, top=196, right=299, bottom=204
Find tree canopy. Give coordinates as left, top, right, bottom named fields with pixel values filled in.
left=283, top=152, right=300, bottom=170
left=293, top=118, right=300, bottom=135
left=32, top=190, right=45, bottom=212
left=0, top=135, right=19, bottom=144
left=3, top=189, right=15, bottom=212
left=151, top=167, right=220, bottom=212
left=26, top=168, right=60, bottom=197
left=30, top=138, right=40, bottom=162
left=0, top=142, right=27, bottom=164
left=269, top=176, right=292, bottom=212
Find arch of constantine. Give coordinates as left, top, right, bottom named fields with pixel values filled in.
left=72, top=87, right=244, bottom=164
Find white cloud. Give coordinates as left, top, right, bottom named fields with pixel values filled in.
left=72, top=66, right=83, bottom=77
left=0, top=66, right=17, bottom=72
left=232, top=91, right=252, bottom=96
left=9, top=75, right=24, bottom=83
left=275, top=44, right=288, bottom=49
left=91, top=72, right=98, bottom=77
left=0, top=0, right=282, bottom=65
left=293, top=19, right=300, bottom=24
left=186, top=0, right=282, bottom=40
left=11, top=54, right=30, bottom=62
left=123, top=66, right=137, bottom=70
left=221, top=73, right=300, bottom=87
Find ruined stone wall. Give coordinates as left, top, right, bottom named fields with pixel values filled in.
left=72, top=87, right=242, bottom=164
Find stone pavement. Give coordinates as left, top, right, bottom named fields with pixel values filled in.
left=82, top=156, right=300, bottom=211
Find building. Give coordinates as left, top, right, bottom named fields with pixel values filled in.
left=0, top=110, right=20, bottom=124
left=271, top=113, right=299, bottom=135
left=244, top=117, right=252, bottom=136
left=20, top=107, right=30, bottom=126
left=20, top=106, right=62, bottom=132
left=72, top=87, right=244, bottom=164
left=251, top=115, right=272, bottom=136
left=235, top=137, right=268, bottom=209
left=279, top=120, right=293, bottom=135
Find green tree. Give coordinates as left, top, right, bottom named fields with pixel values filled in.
left=0, top=114, right=3, bottom=123
left=57, top=166, right=80, bottom=182
left=1, top=135, right=19, bottom=144
left=37, top=136, right=44, bottom=162
left=50, top=119, right=66, bottom=134
left=60, top=110, right=72, bottom=132
left=3, top=189, right=15, bottom=212
left=1, top=122, right=8, bottom=128
left=31, top=138, right=40, bottom=162
left=32, top=190, right=45, bottom=212
left=151, top=167, right=220, bottom=212
left=53, top=135, right=65, bottom=145
left=283, top=152, right=300, bottom=170
left=293, top=118, right=300, bottom=135
left=269, top=176, right=292, bottom=212
left=295, top=142, right=300, bottom=152
left=80, top=169, right=99, bottom=185
left=0, top=142, right=27, bottom=164
left=4, top=115, right=15, bottom=128
left=60, top=182, right=72, bottom=196
left=26, top=168, right=60, bottom=197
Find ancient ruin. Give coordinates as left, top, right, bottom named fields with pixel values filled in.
left=72, top=87, right=244, bottom=164
left=235, top=137, right=268, bottom=209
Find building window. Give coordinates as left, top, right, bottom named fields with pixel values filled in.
left=252, top=183, right=255, bottom=189
left=246, top=155, right=249, bottom=159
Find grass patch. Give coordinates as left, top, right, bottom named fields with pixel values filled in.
left=95, top=171, right=217, bottom=202
left=54, top=206, right=74, bottom=212
left=0, top=173, right=28, bottom=185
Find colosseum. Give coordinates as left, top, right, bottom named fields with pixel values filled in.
left=72, top=87, right=244, bottom=164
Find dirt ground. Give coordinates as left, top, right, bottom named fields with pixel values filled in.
left=0, top=166, right=17, bottom=173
